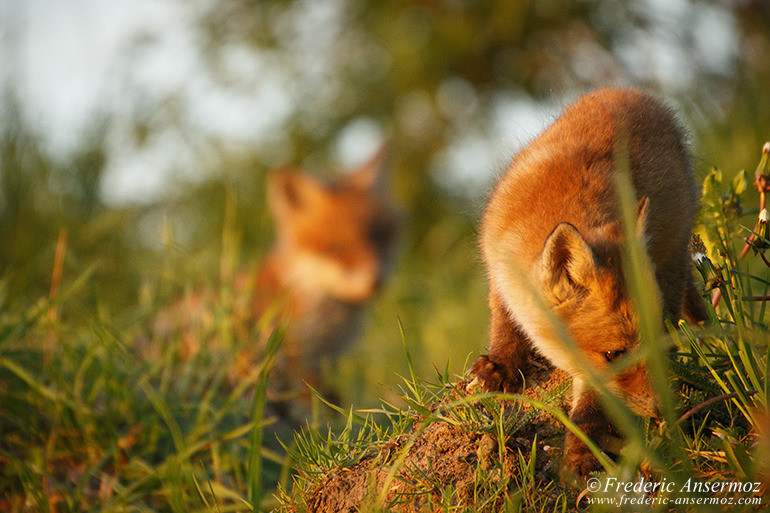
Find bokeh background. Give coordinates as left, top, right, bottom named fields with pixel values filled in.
left=2, top=0, right=770, bottom=407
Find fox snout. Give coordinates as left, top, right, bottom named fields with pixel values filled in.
left=341, top=256, right=389, bottom=303
left=616, top=363, right=659, bottom=418
left=293, top=249, right=385, bottom=304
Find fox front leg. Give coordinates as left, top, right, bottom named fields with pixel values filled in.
left=471, top=292, right=531, bottom=392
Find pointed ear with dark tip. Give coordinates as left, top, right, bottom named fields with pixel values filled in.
left=540, top=223, right=597, bottom=303
left=348, top=143, right=390, bottom=191
left=636, top=196, right=649, bottom=238
left=267, top=168, right=325, bottom=219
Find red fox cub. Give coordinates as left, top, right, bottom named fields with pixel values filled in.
left=248, top=146, right=398, bottom=390
left=471, top=88, right=707, bottom=476
left=154, top=146, right=397, bottom=396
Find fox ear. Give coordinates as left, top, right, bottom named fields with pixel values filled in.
left=348, top=143, right=390, bottom=191
left=540, top=223, right=596, bottom=303
left=267, top=168, right=325, bottom=218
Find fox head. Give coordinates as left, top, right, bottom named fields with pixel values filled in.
left=533, top=199, right=659, bottom=417
left=267, top=146, right=398, bottom=304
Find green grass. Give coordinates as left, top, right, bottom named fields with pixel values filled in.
left=2, top=146, right=770, bottom=512
left=0, top=269, right=290, bottom=512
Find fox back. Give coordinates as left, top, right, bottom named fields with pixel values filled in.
left=472, top=88, right=706, bottom=476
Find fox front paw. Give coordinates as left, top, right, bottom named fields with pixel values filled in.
left=469, top=354, right=521, bottom=393
left=564, top=433, right=603, bottom=477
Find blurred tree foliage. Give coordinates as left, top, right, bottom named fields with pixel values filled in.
left=0, top=94, right=131, bottom=307
left=192, top=0, right=770, bottom=202
left=1, top=0, right=769, bottom=395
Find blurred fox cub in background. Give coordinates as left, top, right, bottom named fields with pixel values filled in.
left=471, top=89, right=708, bottom=476
left=252, top=146, right=398, bottom=390
left=155, top=146, right=397, bottom=397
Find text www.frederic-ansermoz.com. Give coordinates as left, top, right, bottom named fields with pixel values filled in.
left=583, top=477, right=763, bottom=508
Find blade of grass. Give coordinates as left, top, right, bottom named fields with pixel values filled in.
left=614, top=139, right=692, bottom=477
left=247, top=325, right=283, bottom=510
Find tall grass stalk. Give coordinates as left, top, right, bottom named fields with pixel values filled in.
left=614, top=143, right=693, bottom=480
left=247, top=326, right=284, bottom=510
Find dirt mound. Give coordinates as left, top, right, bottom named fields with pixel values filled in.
left=291, top=358, right=573, bottom=512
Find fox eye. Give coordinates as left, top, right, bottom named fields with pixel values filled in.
left=368, top=221, right=393, bottom=247
left=604, top=350, right=625, bottom=362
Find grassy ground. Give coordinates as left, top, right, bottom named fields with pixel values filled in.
left=2, top=147, right=770, bottom=512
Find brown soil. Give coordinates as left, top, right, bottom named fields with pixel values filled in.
left=288, top=357, right=574, bottom=512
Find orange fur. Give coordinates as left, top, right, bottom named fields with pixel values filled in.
left=471, top=88, right=707, bottom=476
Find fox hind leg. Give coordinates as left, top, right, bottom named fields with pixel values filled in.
left=564, top=387, right=612, bottom=477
